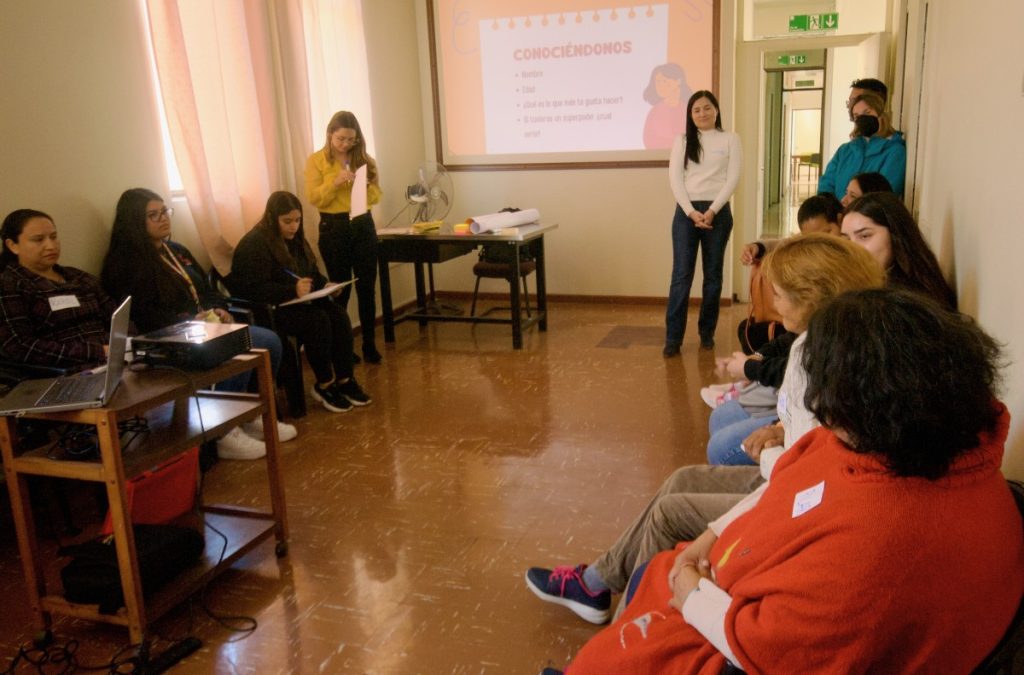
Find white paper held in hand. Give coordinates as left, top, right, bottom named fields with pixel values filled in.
left=278, top=279, right=356, bottom=307
left=350, top=165, right=369, bottom=217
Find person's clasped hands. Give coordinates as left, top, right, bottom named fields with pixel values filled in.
left=667, top=529, right=718, bottom=613
left=741, top=423, right=785, bottom=462
left=689, top=208, right=717, bottom=230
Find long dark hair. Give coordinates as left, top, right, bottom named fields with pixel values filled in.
left=1, top=208, right=54, bottom=270
left=320, top=110, right=378, bottom=183
left=253, top=191, right=315, bottom=270
left=101, top=188, right=173, bottom=303
left=845, top=193, right=957, bottom=310
left=684, top=90, right=722, bottom=169
left=803, top=288, right=1002, bottom=479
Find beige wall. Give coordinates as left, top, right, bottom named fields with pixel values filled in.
left=908, top=0, right=1024, bottom=478
left=0, top=1, right=179, bottom=272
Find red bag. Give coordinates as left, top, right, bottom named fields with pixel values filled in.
left=101, top=447, right=200, bottom=535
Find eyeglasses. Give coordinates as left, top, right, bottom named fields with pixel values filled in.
left=146, top=207, right=174, bottom=222
left=334, top=136, right=359, bottom=146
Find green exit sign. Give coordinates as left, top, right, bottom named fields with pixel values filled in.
left=789, top=13, right=839, bottom=32
left=777, top=54, right=808, bottom=66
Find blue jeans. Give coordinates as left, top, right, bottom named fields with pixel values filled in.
left=706, top=400, right=775, bottom=466
left=665, top=201, right=733, bottom=346
left=217, top=325, right=282, bottom=393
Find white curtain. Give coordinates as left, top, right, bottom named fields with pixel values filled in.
left=145, top=0, right=315, bottom=275
left=301, top=0, right=377, bottom=158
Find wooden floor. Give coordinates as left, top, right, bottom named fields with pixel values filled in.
left=0, top=299, right=738, bottom=674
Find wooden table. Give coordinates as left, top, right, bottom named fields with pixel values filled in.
left=0, top=351, right=288, bottom=644
left=376, top=222, right=556, bottom=349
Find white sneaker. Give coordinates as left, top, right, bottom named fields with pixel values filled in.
left=242, top=418, right=298, bottom=442
left=217, top=426, right=267, bottom=460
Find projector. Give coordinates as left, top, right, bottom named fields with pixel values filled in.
left=132, top=321, right=252, bottom=370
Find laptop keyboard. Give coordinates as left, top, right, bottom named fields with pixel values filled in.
left=36, top=373, right=105, bottom=406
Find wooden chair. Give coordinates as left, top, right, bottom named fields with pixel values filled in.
left=469, top=245, right=536, bottom=318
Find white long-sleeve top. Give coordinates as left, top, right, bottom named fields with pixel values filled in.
left=669, top=129, right=743, bottom=215
left=682, top=333, right=819, bottom=662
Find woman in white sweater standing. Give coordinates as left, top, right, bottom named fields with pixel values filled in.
left=664, top=90, right=742, bottom=356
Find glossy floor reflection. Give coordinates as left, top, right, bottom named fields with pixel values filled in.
left=0, top=300, right=740, bottom=674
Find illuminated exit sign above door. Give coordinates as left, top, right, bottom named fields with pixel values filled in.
left=789, top=13, right=839, bottom=32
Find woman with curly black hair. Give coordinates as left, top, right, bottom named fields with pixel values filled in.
left=554, top=288, right=1022, bottom=673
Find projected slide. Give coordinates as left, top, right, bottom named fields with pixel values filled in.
left=432, top=1, right=715, bottom=165
left=480, top=7, right=667, bottom=153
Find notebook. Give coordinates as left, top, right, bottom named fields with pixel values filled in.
left=0, top=296, right=131, bottom=415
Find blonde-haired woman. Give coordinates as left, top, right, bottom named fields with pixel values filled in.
left=304, top=111, right=383, bottom=363
left=818, top=91, right=905, bottom=198
left=526, top=235, right=885, bottom=626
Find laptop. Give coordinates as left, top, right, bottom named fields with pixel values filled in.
left=0, top=296, right=132, bottom=415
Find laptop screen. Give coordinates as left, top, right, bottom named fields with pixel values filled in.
left=100, top=296, right=132, bottom=404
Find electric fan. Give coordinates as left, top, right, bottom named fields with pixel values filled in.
left=405, top=161, right=454, bottom=223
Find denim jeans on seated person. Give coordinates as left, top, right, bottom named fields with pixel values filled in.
left=706, top=399, right=775, bottom=466
left=216, top=325, right=282, bottom=393
left=665, top=201, right=733, bottom=346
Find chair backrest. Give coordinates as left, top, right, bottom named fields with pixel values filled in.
left=972, top=479, right=1024, bottom=674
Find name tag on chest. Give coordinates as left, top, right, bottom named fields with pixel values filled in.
left=792, top=480, right=825, bottom=518
left=49, top=295, right=81, bottom=311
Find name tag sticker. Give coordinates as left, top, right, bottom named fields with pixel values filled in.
left=792, top=481, right=825, bottom=518
left=777, top=391, right=788, bottom=416
left=48, top=295, right=80, bottom=311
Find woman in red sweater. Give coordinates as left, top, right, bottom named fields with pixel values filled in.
left=552, top=288, right=1023, bottom=674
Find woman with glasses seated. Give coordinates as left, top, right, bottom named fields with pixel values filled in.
left=229, top=190, right=371, bottom=415
left=0, top=209, right=118, bottom=371
left=304, top=110, right=383, bottom=364
left=100, top=188, right=293, bottom=461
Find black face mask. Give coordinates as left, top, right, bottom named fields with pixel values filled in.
left=854, top=115, right=880, bottom=137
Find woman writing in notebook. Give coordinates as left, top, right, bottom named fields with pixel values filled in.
left=0, top=209, right=118, bottom=371
left=304, top=110, right=384, bottom=364
left=230, top=191, right=371, bottom=415
left=100, top=188, right=293, bottom=461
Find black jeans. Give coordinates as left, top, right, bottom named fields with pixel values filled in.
left=317, top=211, right=379, bottom=354
left=274, top=299, right=353, bottom=383
left=665, top=201, right=733, bottom=346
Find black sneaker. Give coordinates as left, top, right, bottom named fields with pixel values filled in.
left=310, top=382, right=352, bottom=413
left=334, top=378, right=372, bottom=406
left=663, top=342, right=681, bottom=357
left=362, top=347, right=382, bottom=364
left=700, top=335, right=715, bottom=350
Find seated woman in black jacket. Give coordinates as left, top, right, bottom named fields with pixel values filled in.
left=100, top=188, right=293, bottom=461
left=0, top=208, right=119, bottom=371
left=229, top=191, right=370, bottom=414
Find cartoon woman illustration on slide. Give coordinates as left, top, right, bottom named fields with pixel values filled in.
left=642, top=63, right=693, bottom=149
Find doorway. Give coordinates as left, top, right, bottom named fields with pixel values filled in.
left=762, top=51, right=826, bottom=237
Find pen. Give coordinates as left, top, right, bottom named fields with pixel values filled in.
left=283, top=268, right=302, bottom=280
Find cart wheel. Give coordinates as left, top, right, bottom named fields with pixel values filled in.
left=32, top=630, right=53, bottom=648
left=275, top=541, right=289, bottom=557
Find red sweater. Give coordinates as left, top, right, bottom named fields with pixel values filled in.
left=568, top=407, right=1023, bottom=674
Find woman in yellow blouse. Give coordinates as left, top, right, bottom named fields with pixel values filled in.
left=304, top=110, right=383, bottom=363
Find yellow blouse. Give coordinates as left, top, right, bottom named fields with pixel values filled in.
left=303, top=150, right=382, bottom=214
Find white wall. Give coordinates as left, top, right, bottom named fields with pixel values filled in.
left=910, top=0, right=1024, bottom=478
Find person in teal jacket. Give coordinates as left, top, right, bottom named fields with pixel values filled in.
left=818, top=92, right=906, bottom=198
